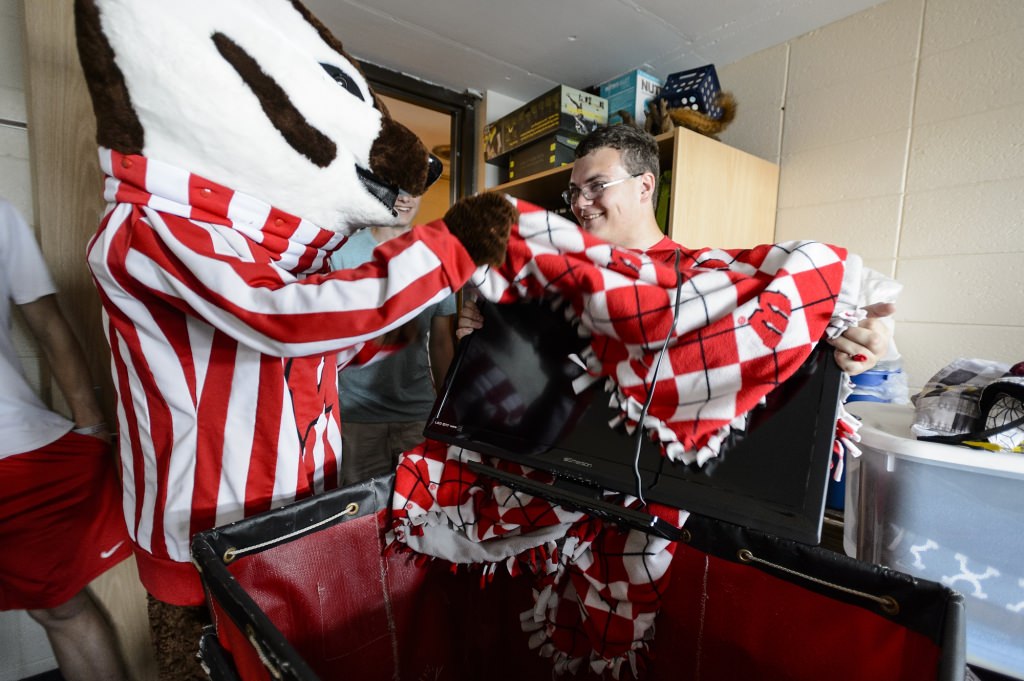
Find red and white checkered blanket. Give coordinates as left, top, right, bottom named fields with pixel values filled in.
left=471, top=198, right=859, bottom=464
left=389, top=198, right=860, bottom=677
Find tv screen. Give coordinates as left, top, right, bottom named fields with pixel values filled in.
left=425, top=299, right=843, bottom=544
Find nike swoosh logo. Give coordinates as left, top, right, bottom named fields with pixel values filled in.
left=100, top=541, right=125, bottom=559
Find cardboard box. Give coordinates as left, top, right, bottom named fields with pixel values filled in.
left=599, top=69, right=663, bottom=127
left=506, top=132, right=581, bottom=181
left=844, top=402, right=1024, bottom=678
left=484, top=85, right=607, bottom=161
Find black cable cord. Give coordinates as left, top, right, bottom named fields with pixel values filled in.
left=631, top=249, right=685, bottom=505
left=917, top=413, right=1024, bottom=446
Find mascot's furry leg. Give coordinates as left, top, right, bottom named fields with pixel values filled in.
left=147, top=597, right=211, bottom=681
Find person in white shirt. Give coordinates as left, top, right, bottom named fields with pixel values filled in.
left=0, top=198, right=130, bottom=681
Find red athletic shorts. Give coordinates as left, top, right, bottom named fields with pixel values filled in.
left=0, top=431, right=131, bottom=610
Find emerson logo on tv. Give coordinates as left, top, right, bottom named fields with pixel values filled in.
left=561, top=456, right=593, bottom=468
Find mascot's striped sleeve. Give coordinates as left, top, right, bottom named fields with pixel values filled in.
left=87, top=149, right=477, bottom=605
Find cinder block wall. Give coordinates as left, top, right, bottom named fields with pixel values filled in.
left=719, top=0, right=1024, bottom=389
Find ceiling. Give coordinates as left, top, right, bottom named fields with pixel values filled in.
left=305, top=0, right=886, bottom=104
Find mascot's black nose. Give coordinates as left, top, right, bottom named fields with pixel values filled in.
left=426, top=154, right=444, bottom=189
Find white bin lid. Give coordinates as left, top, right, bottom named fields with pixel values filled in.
left=847, top=402, right=1024, bottom=478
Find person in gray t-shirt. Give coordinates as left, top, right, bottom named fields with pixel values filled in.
left=332, top=191, right=457, bottom=484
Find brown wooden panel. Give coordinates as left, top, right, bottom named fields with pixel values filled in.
left=22, top=0, right=111, bottom=420
left=668, top=127, right=779, bottom=249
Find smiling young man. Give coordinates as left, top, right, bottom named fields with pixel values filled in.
left=0, top=198, right=129, bottom=681
left=564, top=124, right=664, bottom=251
left=568, top=125, right=894, bottom=373
left=462, top=124, right=893, bottom=373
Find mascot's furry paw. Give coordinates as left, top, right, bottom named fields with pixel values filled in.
left=443, top=192, right=517, bottom=267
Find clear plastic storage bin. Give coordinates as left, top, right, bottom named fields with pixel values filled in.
left=845, top=402, right=1024, bottom=679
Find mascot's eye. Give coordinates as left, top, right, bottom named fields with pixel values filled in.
left=320, top=63, right=364, bottom=101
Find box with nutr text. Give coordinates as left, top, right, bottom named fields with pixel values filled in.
left=599, top=69, right=663, bottom=127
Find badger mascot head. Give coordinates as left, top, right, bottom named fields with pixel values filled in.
left=75, top=0, right=514, bottom=239
left=73, top=0, right=515, bottom=625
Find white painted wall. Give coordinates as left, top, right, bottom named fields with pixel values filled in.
left=718, top=0, right=1024, bottom=389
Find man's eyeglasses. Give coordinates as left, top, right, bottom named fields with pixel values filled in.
left=561, top=174, right=641, bottom=205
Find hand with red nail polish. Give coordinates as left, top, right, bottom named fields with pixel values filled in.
left=828, top=302, right=895, bottom=375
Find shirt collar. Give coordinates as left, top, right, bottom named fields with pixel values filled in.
left=100, top=148, right=345, bottom=274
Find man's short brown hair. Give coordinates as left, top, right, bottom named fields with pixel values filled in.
left=574, top=124, right=661, bottom=196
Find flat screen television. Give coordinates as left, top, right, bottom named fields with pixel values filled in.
left=424, top=299, right=843, bottom=544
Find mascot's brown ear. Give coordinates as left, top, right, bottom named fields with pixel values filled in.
left=442, top=193, right=517, bottom=267
left=74, top=0, right=145, bottom=153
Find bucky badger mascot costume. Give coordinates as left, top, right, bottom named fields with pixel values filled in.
left=74, top=0, right=514, bottom=674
